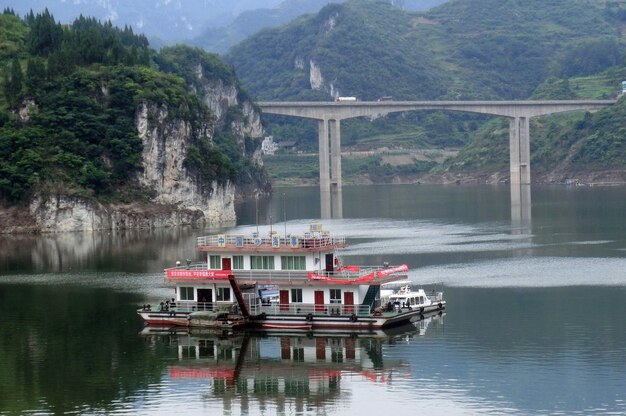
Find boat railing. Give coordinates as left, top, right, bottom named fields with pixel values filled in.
left=196, top=234, right=346, bottom=249
left=168, top=301, right=236, bottom=313
left=165, top=262, right=207, bottom=271
left=163, top=301, right=371, bottom=317
left=164, top=264, right=408, bottom=283
left=331, top=265, right=410, bottom=281
left=430, top=291, right=444, bottom=302
left=249, top=303, right=372, bottom=317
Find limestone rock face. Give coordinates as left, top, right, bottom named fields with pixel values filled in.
left=193, top=65, right=263, bottom=139
left=19, top=92, right=266, bottom=233
left=28, top=195, right=209, bottom=233
left=310, top=60, right=324, bottom=91
left=135, top=101, right=235, bottom=225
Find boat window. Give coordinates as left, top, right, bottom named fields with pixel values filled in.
left=420, top=296, right=423, bottom=304
left=218, top=347, right=233, bottom=360
left=331, top=350, right=344, bottom=363
left=250, top=255, right=275, bottom=270
left=293, top=348, right=305, bottom=362
left=281, top=255, right=306, bottom=270
left=198, top=340, right=215, bottom=358
left=209, top=255, right=221, bottom=269
left=232, top=255, right=244, bottom=269
left=291, top=288, right=303, bottom=303
left=216, top=287, right=231, bottom=302
left=180, top=345, right=195, bottom=359
left=180, top=287, right=194, bottom=301
left=330, top=289, right=342, bottom=304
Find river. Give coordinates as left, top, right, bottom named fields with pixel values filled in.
left=1, top=184, right=625, bottom=415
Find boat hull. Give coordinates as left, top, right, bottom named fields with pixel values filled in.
left=249, top=301, right=446, bottom=331
left=136, top=310, right=246, bottom=330
left=138, top=303, right=446, bottom=331
left=137, top=310, right=190, bottom=326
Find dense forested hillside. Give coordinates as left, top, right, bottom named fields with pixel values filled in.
left=0, top=10, right=262, bottom=208
left=441, top=68, right=626, bottom=181
left=226, top=0, right=626, bottom=183
left=228, top=0, right=624, bottom=101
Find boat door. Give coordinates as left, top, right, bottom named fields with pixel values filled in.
left=344, top=291, right=354, bottom=314
left=222, top=258, right=232, bottom=271
left=316, top=338, right=326, bottom=360
left=197, top=288, right=212, bottom=311
left=279, top=290, right=289, bottom=311
left=315, top=290, right=325, bottom=312
left=325, top=253, right=334, bottom=273
left=280, top=337, right=290, bottom=359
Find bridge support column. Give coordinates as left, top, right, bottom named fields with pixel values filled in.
left=509, top=117, right=532, bottom=229
left=318, top=119, right=331, bottom=219
left=329, top=119, right=343, bottom=218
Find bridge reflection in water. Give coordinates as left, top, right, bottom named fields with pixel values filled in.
left=140, top=312, right=444, bottom=413
left=511, top=183, right=532, bottom=233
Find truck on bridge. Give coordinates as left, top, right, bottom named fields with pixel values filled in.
left=335, top=96, right=357, bottom=102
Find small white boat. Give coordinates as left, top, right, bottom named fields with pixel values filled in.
left=381, top=283, right=445, bottom=315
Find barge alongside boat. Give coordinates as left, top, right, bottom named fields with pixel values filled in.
left=137, top=223, right=446, bottom=331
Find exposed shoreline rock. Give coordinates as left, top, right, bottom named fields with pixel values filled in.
left=0, top=195, right=232, bottom=234
left=270, top=169, right=626, bottom=187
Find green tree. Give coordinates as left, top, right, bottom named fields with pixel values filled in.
left=3, top=57, right=23, bottom=107
left=25, top=57, right=46, bottom=93
left=26, top=9, right=63, bottom=57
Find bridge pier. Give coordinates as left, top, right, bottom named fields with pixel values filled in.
left=330, top=119, right=343, bottom=218
left=509, top=116, right=532, bottom=228
left=318, top=119, right=343, bottom=219
left=318, top=119, right=331, bottom=219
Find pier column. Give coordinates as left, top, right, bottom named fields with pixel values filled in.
left=318, top=119, right=331, bottom=219
left=329, top=119, right=343, bottom=218
left=509, top=116, right=532, bottom=230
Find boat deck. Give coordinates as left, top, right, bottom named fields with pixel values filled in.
left=165, top=263, right=409, bottom=286
left=196, top=234, right=347, bottom=253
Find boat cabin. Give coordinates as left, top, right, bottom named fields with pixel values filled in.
left=164, top=224, right=408, bottom=317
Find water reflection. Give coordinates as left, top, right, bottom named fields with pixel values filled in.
left=3, top=185, right=624, bottom=277
left=0, top=226, right=227, bottom=274
left=138, top=314, right=444, bottom=414
left=0, top=284, right=156, bottom=415
left=510, top=183, right=532, bottom=234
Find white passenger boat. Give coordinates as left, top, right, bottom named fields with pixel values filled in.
left=137, top=223, right=446, bottom=331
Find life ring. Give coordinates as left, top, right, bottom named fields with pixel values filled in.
left=350, top=314, right=358, bottom=322
left=306, top=313, right=314, bottom=322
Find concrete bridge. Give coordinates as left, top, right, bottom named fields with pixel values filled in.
left=259, top=100, right=617, bottom=222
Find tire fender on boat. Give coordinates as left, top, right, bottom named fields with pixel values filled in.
left=260, top=312, right=267, bottom=320
left=350, top=314, right=358, bottom=322
left=306, top=313, right=314, bottom=321
left=438, top=302, right=443, bottom=309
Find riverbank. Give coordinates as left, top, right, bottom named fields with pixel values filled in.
left=269, top=168, right=626, bottom=187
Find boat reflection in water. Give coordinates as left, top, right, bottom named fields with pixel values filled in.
left=140, top=312, right=444, bottom=412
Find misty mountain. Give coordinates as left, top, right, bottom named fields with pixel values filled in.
left=2, top=0, right=449, bottom=50
left=191, top=0, right=448, bottom=53
left=1, top=0, right=285, bottom=43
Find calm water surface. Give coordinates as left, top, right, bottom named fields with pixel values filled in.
left=1, top=184, right=626, bottom=415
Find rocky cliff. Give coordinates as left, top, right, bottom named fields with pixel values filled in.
left=1, top=56, right=270, bottom=234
